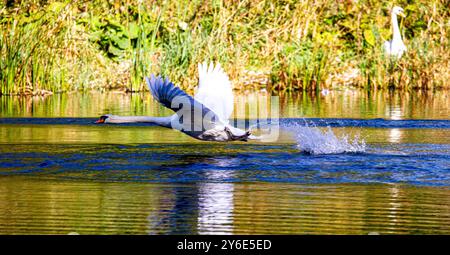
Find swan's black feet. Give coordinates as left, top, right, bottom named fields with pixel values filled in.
left=225, top=127, right=251, bottom=142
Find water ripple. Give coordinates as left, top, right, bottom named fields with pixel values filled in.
left=0, top=143, right=449, bottom=186
left=1, top=117, right=449, bottom=129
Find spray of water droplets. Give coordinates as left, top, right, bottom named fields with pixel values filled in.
left=286, top=122, right=366, bottom=155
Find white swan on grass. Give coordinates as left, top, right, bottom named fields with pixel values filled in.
left=96, top=62, right=253, bottom=142
left=384, top=6, right=407, bottom=58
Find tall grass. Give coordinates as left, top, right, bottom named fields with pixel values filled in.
left=0, top=4, right=65, bottom=95
left=0, top=0, right=448, bottom=95
left=0, top=1, right=106, bottom=95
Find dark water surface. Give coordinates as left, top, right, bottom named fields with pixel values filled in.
left=0, top=90, right=449, bottom=234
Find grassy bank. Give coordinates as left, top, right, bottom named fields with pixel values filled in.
left=0, top=0, right=448, bottom=95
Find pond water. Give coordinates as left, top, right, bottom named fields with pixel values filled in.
left=0, top=89, right=449, bottom=234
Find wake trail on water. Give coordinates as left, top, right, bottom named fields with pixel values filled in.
left=284, top=121, right=366, bottom=155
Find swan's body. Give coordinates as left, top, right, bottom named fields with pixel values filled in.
left=97, top=62, right=251, bottom=142
left=384, top=6, right=407, bottom=58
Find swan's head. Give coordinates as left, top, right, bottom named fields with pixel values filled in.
left=95, top=114, right=111, bottom=124
left=392, top=6, right=405, bottom=17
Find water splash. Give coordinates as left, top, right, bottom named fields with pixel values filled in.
left=287, top=123, right=366, bottom=155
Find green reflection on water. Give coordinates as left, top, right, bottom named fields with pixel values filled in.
left=0, top=178, right=449, bottom=234
left=0, top=125, right=449, bottom=145
left=1, top=89, right=449, bottom=119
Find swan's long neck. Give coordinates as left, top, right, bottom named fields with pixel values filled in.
left=391, top=12, right=402, bottom=42
left=108, top=116, right=171, bottom=128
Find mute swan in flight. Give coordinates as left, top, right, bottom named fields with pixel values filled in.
left=96, top=62, right=252, bottom=142
left=384, top=6, right=407, bottom=58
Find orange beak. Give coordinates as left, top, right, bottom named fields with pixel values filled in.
left=95, top=118, right=105, bottom=124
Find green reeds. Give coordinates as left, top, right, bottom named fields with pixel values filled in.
left=1, top=2, right=66, bottom=95
left=0, top=0, right=448, bottom=95
left=272, top=40, right=330, bottom=92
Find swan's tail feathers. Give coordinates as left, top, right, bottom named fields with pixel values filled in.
left=235, top=131, right=251, bottom=142
left=145, top=75, right=194, bottom=111
left=248, top=134, right=262, bottom=140
left=225, top=127, right=251, bottom=142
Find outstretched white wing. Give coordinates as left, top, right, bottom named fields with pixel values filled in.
left=195, top=62, right=234, bottom=124
left=145, top=75, right=219, bottom=133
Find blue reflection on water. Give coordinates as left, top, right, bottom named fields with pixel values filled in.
left=0, top=142, right=449, bottom=186
left=1, top=117, right=450, bottom=128
left=0, top=117, right=449, bottom=187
